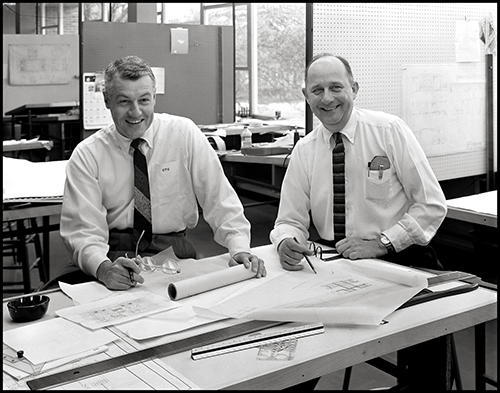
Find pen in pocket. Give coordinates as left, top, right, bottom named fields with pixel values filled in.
left=367, top=156, right=390, bottom=179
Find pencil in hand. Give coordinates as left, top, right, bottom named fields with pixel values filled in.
left=293, top=237, right=317, bottom=274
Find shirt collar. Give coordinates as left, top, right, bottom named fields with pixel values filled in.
left=320, top=107, right=358, bottom=148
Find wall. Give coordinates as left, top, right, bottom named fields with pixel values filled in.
left=312, top=3, right=497, bottom=181
left=3, top=34, right=80, bottom=116
left=80, top=21, right=234, bottom=126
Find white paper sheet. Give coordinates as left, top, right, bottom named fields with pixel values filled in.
left=59, top=281, right=121, bottom=305
left=194, top=257, right=428, bottom=326
left=2, top=317, right=116, bottom=365
left=57, top=254, right=265, bottom=340
left=56, top=290, right=177, bottom=329
left=447, top=190, right=497, bottom=216
left=2, top=156, right=67, bottom=202
left=117, top=257, right=270, bottom=340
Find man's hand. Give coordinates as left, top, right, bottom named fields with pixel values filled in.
left=96, top=257, right=145, bottom=290
left=277, top=237, right=314, bottom=271
left=230, top=252, right=267, bottom=278
left=335, top=237, right=387, bottom=260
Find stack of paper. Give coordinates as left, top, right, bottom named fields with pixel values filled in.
left=2, top=157, right=67, bottom=203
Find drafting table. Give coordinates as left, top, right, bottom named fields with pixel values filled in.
left=219, top=152, right=290, bottom=200
left=5, top=103, right=80, bottom=160
left=446, top=190, right=497, bottom=228
left=3, top=140, right=54, bottom=162
left=3, top=203, right=63, bottom=287
left=2, top=244, right=496, bottom=390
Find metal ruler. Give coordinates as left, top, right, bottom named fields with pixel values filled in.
left=26, top=319, right=284, bottom=390
left=191, top=322, right=325, bottom=360
left=427, top=270, right=477, bottom=286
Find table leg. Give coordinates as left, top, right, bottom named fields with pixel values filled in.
left=16, top=219, right=31, bottom=293
left=42, top=215, right=51, bottom=281
left=475, top=322, right=486, bottom=390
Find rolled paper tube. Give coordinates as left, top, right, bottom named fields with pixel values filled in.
left=167, top=264, right=256, bottom=301
left=350, top=260, right=428, bottom=287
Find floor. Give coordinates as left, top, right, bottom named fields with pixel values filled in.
left=3, top=193, right=497, bottom=390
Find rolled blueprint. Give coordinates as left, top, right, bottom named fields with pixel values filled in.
left=167, top=264, right=256, bottom=301
left=348, top=259, right=428, bottom=287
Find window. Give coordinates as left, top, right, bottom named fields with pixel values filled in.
left=157, top=3, right=200, bottom=24
left=5, top=3, right=305, bottom=122
left=164, top=3, right=306, bottom=121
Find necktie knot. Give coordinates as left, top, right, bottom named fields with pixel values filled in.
left=131, top=138, right=144, bottom=151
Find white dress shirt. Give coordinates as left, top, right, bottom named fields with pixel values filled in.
left=61, top=113, right=251, bottom=277
left=270, top=107, right=448, bottom=252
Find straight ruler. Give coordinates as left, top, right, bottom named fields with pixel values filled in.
left=427, top=271, right=476, bottom=286
left=191, top=322, right=325, bottom=360
left=26, top=320, right=283, bottom=390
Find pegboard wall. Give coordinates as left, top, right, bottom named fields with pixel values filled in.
left=312, top=3, right=497, bottom=181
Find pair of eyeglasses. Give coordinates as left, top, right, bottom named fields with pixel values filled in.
left=308, top=241, right=343, bottom=261
left=136, top=255, right=181, bottom=275
left=130, top=230, right=181, bottom=274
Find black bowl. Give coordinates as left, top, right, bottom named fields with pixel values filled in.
left=7, top=295, right=50, bottom=322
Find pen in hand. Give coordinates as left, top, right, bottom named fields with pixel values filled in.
left=124, top=253, right=135, bottom=284
left=293, top=237, right=317, bottom=274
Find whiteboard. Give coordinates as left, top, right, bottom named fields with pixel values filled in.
left=8, top=44, right=71, bottom=85
left=402, top=63, right=486, bottom=157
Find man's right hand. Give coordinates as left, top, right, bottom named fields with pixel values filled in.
left=277, top=237, right=314, bottom=271
left=96, top=257, right=144, bottom=290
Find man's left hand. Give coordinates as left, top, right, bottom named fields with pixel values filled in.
left=230, top=252, right=267, bottom=278
left=335, top=237, right=387, bottom=259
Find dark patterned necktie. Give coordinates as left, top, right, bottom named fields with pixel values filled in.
left=332, top=132, right=345, bottom=241
left=131, top=138, right=152, bottom=252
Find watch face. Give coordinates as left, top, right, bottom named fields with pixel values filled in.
left=381, top=236, right=389, bottom=245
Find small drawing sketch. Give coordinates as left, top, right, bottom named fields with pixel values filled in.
left=83, top=298, right=160, bottom=323
left=404, top=64, right=486, bottom=157
left=321, top=278, right=371, bottom=293
left=9, top=44, right=71, bottom=85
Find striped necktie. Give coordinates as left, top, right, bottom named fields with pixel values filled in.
left=131, top=138, right=152, bottom=253
left=332, top=132, right=345, bottom=241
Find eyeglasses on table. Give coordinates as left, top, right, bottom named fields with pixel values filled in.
left=308, top=241, right=343, bottom=261
left=136, top=255, right=181, bottom=275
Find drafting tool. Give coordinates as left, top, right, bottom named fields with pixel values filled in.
left=427, top=271, right=477, bottom=286
left=399, top=283, right=479, bottom=310
left=27, top=320, right=284, bottom=390
left=191, top=322, right=325, bottom=360
left=3, top=345, right=109, bottom=380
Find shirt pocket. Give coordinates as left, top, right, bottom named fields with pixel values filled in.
left=151, top=161, right=180, bottom=201
left=365, top=166, right=395, bottom=203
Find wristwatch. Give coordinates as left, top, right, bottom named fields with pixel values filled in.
left=379, top=234, right=395, bottom=254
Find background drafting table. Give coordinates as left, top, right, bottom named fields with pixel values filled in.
left=3, top=139, right=53, bottom=162
left=219, top=152, right=290, bottom=201
left=2, top=244, right=496, bottom=390
left=446, top=190, right=497, bottom=228
left=3, top=203, right=62, bottom=289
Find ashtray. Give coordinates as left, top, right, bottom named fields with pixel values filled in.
left=7, top=295, right=50, bottom=322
